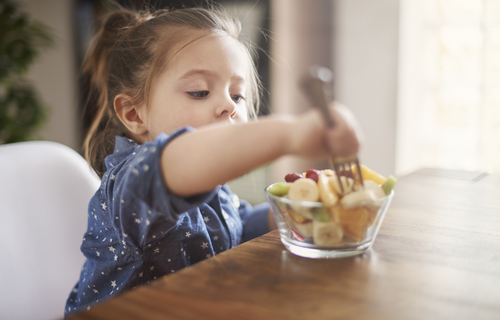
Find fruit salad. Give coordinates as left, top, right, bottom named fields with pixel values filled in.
left=266, top=165, right=396, bottom=247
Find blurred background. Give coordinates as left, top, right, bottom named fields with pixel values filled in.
left=3, top=0, right=500, bottom=204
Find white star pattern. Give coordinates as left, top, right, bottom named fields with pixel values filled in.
left=186, top=231, right=191, bottom=238
left=117, top=267, right=122, bottom=270
left=143, top=164, right=149, bottom=171
left=201, top=242, right=208, bottom=249
left=206, top=254, right=212, bottom=258
left=204, top=216, right=210, bottom=223
left=150, top=266, right=155, bottom=271
left=93, top=289, right=98, bottom=293
left=213, top=235, right=219, bottom=241
left=123, top=233, right=128, bottom=238
left=111, top=280, right=117, bottom=288
left=110, top=174, right=115, bottom=180
left=139, top=272, right=143, bottom=277
left=87, top=306, right=91, bottom=311
left=154, top=248, right=159, bottom=254
left=108, top=246, right=115, bottom=252
left=135, top=218, right=141, bottom=224
left=132, top=168, right=139, bottom=175
left=96, top=251, right=100, bottom=256
left=114, top=255, right=118, bottom=261
left=101, top=203, right=107, bottom=210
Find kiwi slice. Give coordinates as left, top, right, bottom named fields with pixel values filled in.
left=381, top=175, right=397, bottom=195
left=268, top=182, right=290, bottom=197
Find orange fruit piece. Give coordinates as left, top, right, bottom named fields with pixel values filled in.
left=334, top=206, right=370, bottom=242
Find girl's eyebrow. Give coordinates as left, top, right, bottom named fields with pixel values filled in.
left=179, top=69, right=245, bottom=83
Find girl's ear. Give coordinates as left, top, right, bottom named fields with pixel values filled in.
left=114, top=94, right=149, bottom=137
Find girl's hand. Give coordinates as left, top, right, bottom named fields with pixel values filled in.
left=289, top=102, right=363, bottom=159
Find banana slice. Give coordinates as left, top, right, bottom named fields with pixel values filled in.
left=317, top=174, right=339, bottom=206
left=313, top=220, right=343, bottom=246
left=330, top=175, right=355, bottom=195
left=288, top=178, right=319, bottom=202
left=362, top=180, right=386, bottom=199
left=340, top=189, right=377, bottom=209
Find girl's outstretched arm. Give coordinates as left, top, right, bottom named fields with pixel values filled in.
left=162, top=105, right=361, bottom=197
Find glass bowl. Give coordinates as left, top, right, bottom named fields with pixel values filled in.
left=265, top=183, right=394, bottom=259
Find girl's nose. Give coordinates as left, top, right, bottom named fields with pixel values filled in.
left=215, top=96, right=237, bottom=119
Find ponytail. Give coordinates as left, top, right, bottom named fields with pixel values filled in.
left=82, top=9, right=139, bottom=177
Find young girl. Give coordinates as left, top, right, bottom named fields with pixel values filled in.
left=65, top=6, right=362, bottom=316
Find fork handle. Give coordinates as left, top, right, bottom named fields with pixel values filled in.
left=299, top=66, right=335, bottom=128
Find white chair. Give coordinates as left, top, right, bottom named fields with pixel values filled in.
left=0, top=141, right=100, bottom=320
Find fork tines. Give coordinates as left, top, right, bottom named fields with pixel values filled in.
left=329, top=155, right=364, bottom=195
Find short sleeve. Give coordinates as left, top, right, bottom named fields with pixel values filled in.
left=116, top=128, right=216, bottom=214
left=108, top=128, right=217, bottom=247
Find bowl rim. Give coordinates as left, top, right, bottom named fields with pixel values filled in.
left=264, top=182, right=394, bottom=208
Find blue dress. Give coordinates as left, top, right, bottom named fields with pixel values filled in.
left=65, top=127, right=269, bottom=316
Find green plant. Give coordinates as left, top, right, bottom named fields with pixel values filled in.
left=0, top=0, right=53, bottom=144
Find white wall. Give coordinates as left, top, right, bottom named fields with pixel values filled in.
left=21, top=0, right=80, bottom=151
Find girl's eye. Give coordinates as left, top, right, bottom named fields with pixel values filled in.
left=231, top=95, right=245, bottom=103
left=188, top=91, right=209, bottom=99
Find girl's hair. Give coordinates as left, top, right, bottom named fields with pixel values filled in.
left=83, top=6, right=261, bottom=178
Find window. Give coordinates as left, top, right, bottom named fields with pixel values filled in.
left=397, top=0, right=500, bottom=174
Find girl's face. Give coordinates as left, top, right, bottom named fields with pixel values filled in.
left=143, top=33, right=250, bottom=141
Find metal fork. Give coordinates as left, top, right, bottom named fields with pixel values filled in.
left=299, top=66, right=364, bottom=194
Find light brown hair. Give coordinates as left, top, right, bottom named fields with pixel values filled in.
left=82, top=6, right=261, bottom=178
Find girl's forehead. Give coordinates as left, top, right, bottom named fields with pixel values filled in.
left=162, top=32, right=249, bottom=79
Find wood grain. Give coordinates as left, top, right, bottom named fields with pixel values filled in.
left=70, top=170, right=500, bottom=320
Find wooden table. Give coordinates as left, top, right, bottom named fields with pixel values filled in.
left=70, top=169, right=500, bottom=320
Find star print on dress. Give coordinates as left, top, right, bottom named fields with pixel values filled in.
left=186, top=231, right=191, bottom=238
left=108, top=246, right=115, bottom=252
left=111, top=281, right=117, bottom=288
left=101, top=203, right=107, bottom=210
left=204, top=216, right=209, bottom=223
left=201, top=242, right=208, bottom=249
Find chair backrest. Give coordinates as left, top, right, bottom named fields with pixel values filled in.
left=0, top=141, right=100, bottom=320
